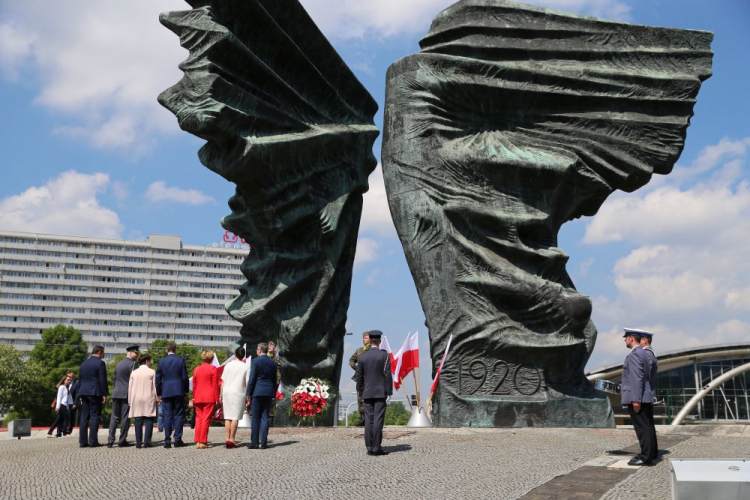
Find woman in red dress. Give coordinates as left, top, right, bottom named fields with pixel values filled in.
left=192, top=351, right=220, bottom=448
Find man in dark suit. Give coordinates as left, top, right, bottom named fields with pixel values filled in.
left=77, top=345, right=108, bottom=448
left=108, top=345, right=138, bottom=448
left=66, top=371, right=79, bottom=435
left=155, top=343, right=189, bottom=449
left=621, top=328, right=657, bottom=466
left=355, top=330, right=393, bottom=456
left=245, top=342, right=278, bottom=449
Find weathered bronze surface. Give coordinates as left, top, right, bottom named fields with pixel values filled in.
left=158, top=0, right=379, bottom=424
left=382, top=0, right=712, bottom=427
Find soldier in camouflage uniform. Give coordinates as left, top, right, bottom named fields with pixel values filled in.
left=349, top=332, right=371, bottom=426
left=267, top=341, right=281, bottom=426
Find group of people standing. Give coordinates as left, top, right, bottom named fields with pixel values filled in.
left=59, top=341, right=280, bottom=450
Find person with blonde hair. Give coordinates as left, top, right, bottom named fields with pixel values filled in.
left=192, top=350, right=219, bottom=448
left=221, top=345, right=250, bottom=448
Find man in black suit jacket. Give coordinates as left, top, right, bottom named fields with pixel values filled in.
left=155, top=343, right=189, bottom=448
left=77, top=345, right=109, bottom=448
left=355, top=330, right=393, bottom=456
left=245, top=342, right=279, bottom=449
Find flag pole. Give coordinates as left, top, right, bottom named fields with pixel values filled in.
left=425, top=390, right=434, bottom=418
left=402, top=385, right=413, bottom=411
left=412, top=369, right=421, bottom=409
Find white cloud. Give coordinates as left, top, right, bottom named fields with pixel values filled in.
left=354, top=237, right=381, bottom=267
left=145, top=181, right=215, bottom=205
left=584, top=137, right=750, bottom=368
left=361, top=165, right=397, bottom=237
left=1, top=0, right=187, bottom=152
left=300, top=0, right=631, bottom=40
left=0, top=171, right=123, bottom=239
left=0, top=23, right=35, bottom=80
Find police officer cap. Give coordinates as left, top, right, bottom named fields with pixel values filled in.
left=125, top=345, right=140, bottom=353
left=623, top=328, right=653, bottom=339
left=365, top=330, right=383, bottom=339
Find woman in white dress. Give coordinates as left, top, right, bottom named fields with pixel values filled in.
left=221, top=346, right=250, bottom=448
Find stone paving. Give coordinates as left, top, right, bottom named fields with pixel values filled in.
left=0, top=425, right=748, bottom=499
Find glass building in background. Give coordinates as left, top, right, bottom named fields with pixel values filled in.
left=0, top=230, right=247, bottom=358
left=588, top=344, right=750, bottom=424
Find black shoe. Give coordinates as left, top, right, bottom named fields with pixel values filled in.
left=367, top=451, right=375, bottom=456
left=260, top=444, right=268, bottom=450
left=143, top=443, right=153, bottom=448
left=164, top=443, right=172, bottom=449
left=249, top=444, right=259, bottom=449
left=174, top=440, right=187, bottom=448
left=627, top=457, right=653, bottom=466
left=89, top=443, right=101, bottom=448
left=79, top=444, right=89, bottom=448
left=136, top=444, right=142, bottom=449
left=373, top=449, right=389, bottom=456
left=119, top=441, right=133, bottom=448
left=107, top=442, right=114, bottom=448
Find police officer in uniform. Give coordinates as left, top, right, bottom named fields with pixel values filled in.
left=621, top=328, right=657, bottom=466
left=354, top=330, right=392, bottom=456
left=640, top=331, right=659, bottom=461
left=349, top=332, right=370, bottom=426
left=108, top=345, right=139, bottom=447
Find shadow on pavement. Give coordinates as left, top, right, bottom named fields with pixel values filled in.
left=383, top=444, right=412, bottom=454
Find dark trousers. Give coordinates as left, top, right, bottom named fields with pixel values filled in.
left=250, top=396, right=272, bottom=446
left=79, top=396, right=103, bottom=446
left=363, top=398, right=387, bottom=452
left=629, top=403, right=657, bottom=461
left=133, top=416, right=154, bottom=445
left=48, top=405, right=70, bottom=436
left=161, top=396, right=184, bottom=444
left=108, top=398, right=131, bottom=444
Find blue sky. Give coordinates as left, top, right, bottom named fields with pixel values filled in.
left=1, top=0, right=749, bottom=401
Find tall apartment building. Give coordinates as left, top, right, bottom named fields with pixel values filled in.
left=0, top=230, right=247, bottom=359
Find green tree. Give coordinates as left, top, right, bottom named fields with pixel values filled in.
left=0, top=345, right=51, bottom=423
left=28, top=324, right=88, bottom=387
left=385, top=401, right=410, bottom=425
left=146, top=339, right=202, bottom=374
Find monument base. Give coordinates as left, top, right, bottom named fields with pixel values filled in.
left=433, top=390, right=614, bottom=428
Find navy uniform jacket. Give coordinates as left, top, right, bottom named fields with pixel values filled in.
left=155, top=354, right=189, bottom=398
left=355, top=348, right=393, bottom=399
left=246, top=354, right=278, bottom=398
left=78, top=356, right=109, bottom=397
left=621, top=346, right=655, bottom=405
left=643, top=346, right=658, bottom=392
left=111, top=357, right=136, bottom=399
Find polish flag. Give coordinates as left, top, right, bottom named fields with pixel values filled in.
left=276, top=381, right=285, bottom=400
left=380, top=336, right=398, bottom=374
left=430, top=334, right=453, bottom=394
left=395, top=332, right=419, bottom=389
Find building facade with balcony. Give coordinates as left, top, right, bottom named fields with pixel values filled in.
left=0, top=230, right=247, bottom=359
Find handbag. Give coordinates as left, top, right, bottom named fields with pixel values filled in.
left=50, top=398, right=56, bottom=408
left=213, top=402, right=224, bottom=422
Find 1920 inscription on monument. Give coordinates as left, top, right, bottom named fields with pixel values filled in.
left=458, top=359, right=545, bottom=397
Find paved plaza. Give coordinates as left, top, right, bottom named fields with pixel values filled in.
left=1, top=424, right=749, bottom=499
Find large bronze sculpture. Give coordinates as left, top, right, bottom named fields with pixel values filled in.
left=158, top=0, right=379, bottom=424
left=382, top=0, right=713, bottom=427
